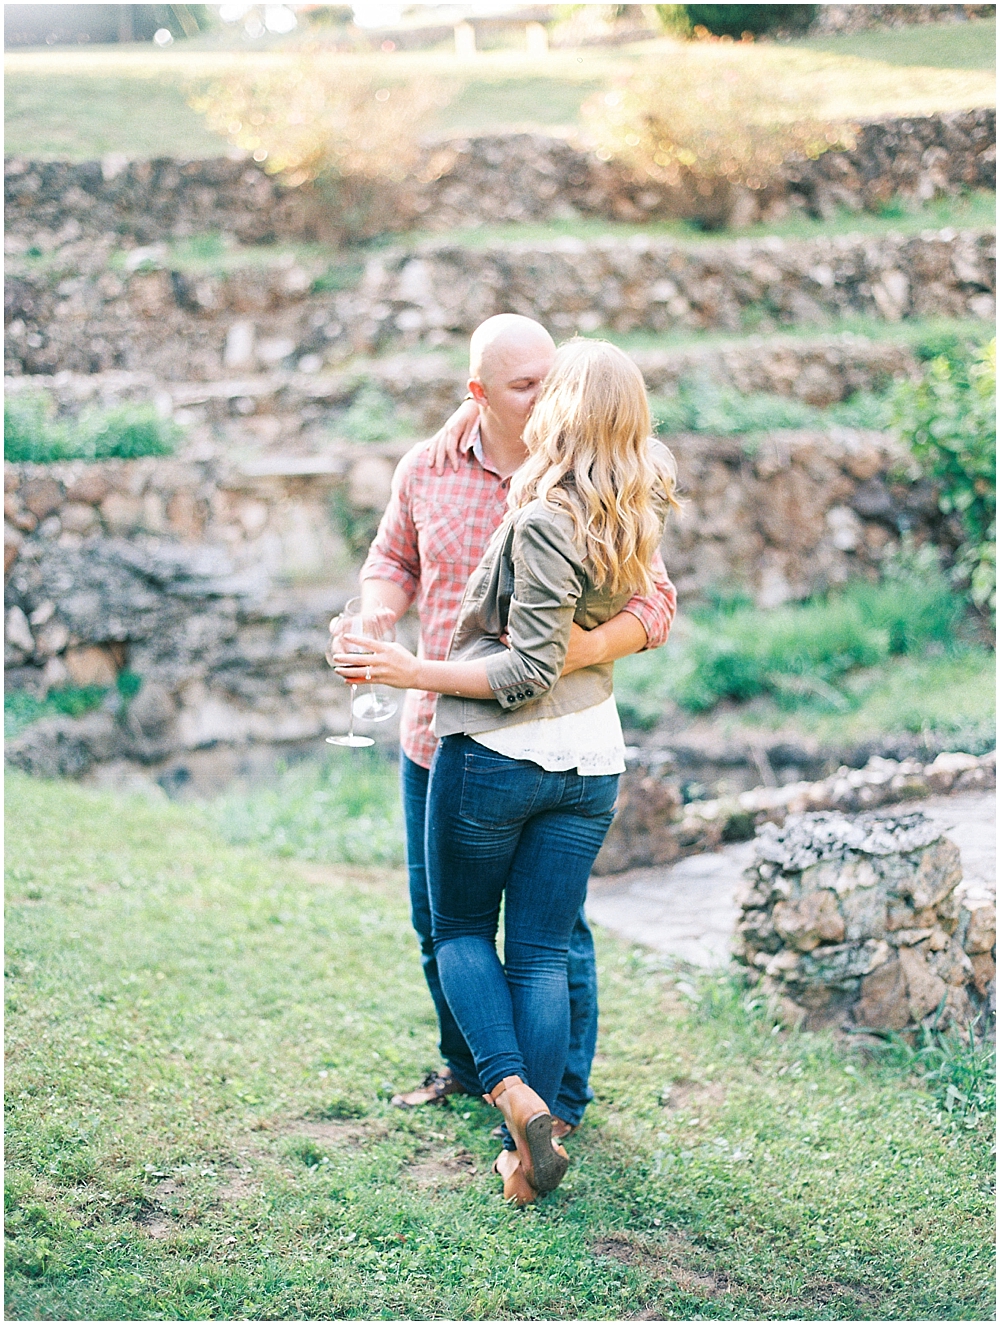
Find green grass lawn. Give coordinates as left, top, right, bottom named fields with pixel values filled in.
left=4, top=22, right=995, bottom=161
left=4, top=773, right=995, bottom=1320
left=3, top=70, right=231, bottom=160
left=793, top=16, right=997, bottom=71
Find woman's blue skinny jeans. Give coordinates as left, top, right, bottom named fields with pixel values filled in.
left=426, top=734, right=618, bottom=1116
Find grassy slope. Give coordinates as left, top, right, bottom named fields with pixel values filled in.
left=5, top=774, right=994, bottom=1321
left=793, top=17, right=997, bottom=71
left=4, top=20, right=995, bottom=161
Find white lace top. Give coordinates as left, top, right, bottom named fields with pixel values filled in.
left=470, top=694, right=626, bottom=776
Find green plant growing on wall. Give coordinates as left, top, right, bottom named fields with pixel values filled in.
left=891, top=338, right=996, bottom=614
left=4, top=394, right=179, bottom=464
left=340, top=384, right=403, bottom=444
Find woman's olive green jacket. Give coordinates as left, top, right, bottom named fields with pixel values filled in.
left=434, top=449, right=673, bottom=740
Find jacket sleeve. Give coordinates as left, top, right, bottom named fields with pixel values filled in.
left=359, top=447, right=420, bottom=605
left=484, top=511, right=585, bottom=711
left=620, top=549, right=677, bottom=651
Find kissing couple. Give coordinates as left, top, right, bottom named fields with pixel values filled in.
left=329, top=316, right=678, bottom=1203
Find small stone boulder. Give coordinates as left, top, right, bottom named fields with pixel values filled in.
left=735, top=810, right=995, bottom=1033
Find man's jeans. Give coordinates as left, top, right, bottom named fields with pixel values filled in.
left=401, top=750, right=599, bottom=1125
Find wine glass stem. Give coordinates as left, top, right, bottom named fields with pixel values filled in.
left=349, top=685, right=357, bottom=739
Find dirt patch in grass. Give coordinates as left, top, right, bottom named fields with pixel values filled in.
left=136, top=1211, right=175, bottom=1239
left=405, top=1146, right=479, bottom=1189
left=215, top=1168, right=258, bottom=1204
left=662, top=1077, right=727, bottom=1112
left=593, top=1231, right=729, bottom=1297
left=279, top=1118, right=390, bottom=1146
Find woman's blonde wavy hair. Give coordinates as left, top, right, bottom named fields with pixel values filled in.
left=510, top=339, right=679, bottom=596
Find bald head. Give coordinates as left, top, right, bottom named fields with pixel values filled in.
left=469, top=314, right=555, bottom=387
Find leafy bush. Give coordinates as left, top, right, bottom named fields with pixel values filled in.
left=651, top=380, right=818, bottom=436
left=340, top=384, right=403, bottom=443
left=683, top=5, right=817, bottom=37
left=583, top=45, right=849, bottom=228
left=673, top=595, right=889, bottom=712
left=190, top=53, right=455, bottom=184
left=4, top=393, right=179, bottom=464
left=891, top=338, right=996, bottom=613
left=615, top=554, right=972, bottom=723
left=650, top=380, right=895, bottom=438
left=208, top=750, right=403, bottom=867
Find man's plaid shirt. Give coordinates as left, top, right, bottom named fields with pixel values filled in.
left=361, top=433, right=677, bottom=770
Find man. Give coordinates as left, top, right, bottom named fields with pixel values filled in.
left=336, top=315, right=676, bottom=1134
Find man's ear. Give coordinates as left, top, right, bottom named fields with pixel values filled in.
left=468, top=378, right=488, bottom=405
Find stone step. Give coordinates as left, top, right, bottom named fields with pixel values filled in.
left=5, top=226, right=994, bottom=380
left=0, top=322, right=969, bottom=459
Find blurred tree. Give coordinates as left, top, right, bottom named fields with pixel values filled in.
left=684, top=5, right=817, bottom=37
left=3, top=4, right=213, bottom=46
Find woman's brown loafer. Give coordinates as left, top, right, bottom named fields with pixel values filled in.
left=484, top=1076, right=569, bottom=1195
left=493, top=1149, right=536, bottom=1205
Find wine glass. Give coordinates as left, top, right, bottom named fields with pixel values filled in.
left=324, top=598, right=397, bottom=747
left=352, top=611, right=398, bottom=722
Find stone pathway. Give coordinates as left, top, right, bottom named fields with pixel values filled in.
left=586, top=790, right=996, bottom=968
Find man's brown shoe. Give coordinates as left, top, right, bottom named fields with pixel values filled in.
left=551, top=1118, right=578, bottom=1142
left=390, top=1067, right=470, bottom=1109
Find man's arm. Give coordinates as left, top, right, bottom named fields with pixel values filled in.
left=356, top=451, right=422, bottom=621
left=562, top=552, right=676, bottom=674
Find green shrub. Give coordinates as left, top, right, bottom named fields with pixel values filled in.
left=4, top=393, right=179, bottom=464
left=615, top=557, right=972, bottom=723
left=891, top=339, right=996, bottom=613
left=650, top=381, right=898, bottom=438
left=674, top=595, right=889, bottom=712
left=650, top=379, right=818, bottom=437
left=683, top=5, right=817, bottom=37
left=340, top=383, right=402, bottom=443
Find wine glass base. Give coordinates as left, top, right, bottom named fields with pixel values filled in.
left=326, top=734, right=375, bottom=747
left=352, top=694, right=398, bottom=722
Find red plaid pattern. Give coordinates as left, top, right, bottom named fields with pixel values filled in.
left=361, top=435, right=677, bottom=769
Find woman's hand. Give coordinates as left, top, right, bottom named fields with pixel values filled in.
left=333, top=634, right=422, bottom=690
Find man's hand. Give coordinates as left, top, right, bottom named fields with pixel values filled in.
left=426, top=397, right=479, bottom=473
left=562, top=623, right=597, bottom=674
left=561, top=613, right=649, bottom=675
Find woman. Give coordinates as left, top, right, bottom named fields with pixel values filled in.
left=335, top=340, right=678, bottom=1203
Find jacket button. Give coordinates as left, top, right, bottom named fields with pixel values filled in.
left=506, top=694, right=514, bottom=703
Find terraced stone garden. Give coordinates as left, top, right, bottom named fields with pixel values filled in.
left=4, top=16, right=996, bottom=1318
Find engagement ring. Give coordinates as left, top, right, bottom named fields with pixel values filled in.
left=366, top=666, right=372, bottom=681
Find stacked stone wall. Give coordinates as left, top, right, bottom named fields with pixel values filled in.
left=6, top=228, right=994, bottom=379
left=734, top=810, right=995, bottom=1033
left=5, top=110, right=995, bottom=249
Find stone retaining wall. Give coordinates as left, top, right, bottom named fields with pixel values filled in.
left=5, top=111, right=995, bottom=245
left=4, top=418, right=951, bottom=620
left=812, top=5, right=996, bottom=34
left=345, top=228, right=996, bottom=350
left=6, top=227, right=994, bottom=379
left=596, top=748, right=997, bottom=874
